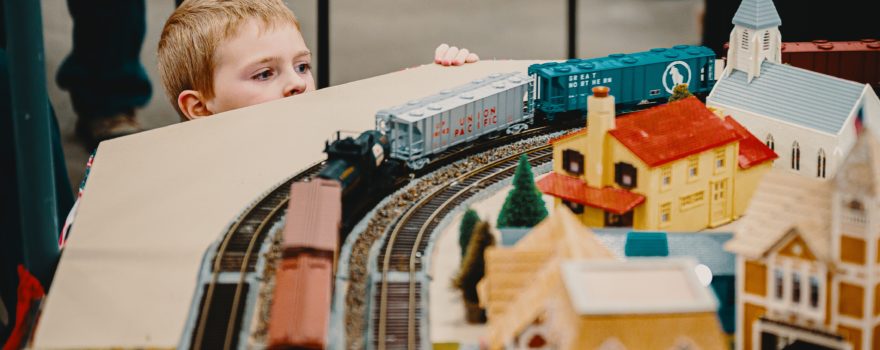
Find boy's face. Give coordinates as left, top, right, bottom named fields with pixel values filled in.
left=204, top=19, right=315, bottom=115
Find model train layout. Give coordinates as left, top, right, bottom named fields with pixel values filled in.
left=182, top=2, right=880, bottom=346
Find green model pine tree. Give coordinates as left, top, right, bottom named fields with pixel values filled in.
left=453, top=220, right=494, bottom=323
left=458, top=208, right=480, bottom=259
left=668, top=83, right=693, bottom=102
left=497, top=155, right=548, bottom=228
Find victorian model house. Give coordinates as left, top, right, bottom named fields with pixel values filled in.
left=725, top=128, right=880, bottom=350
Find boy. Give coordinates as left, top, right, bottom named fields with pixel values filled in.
left=158, top=0, right=478, bottom=121
left=57, top=0, right=478, bottom=242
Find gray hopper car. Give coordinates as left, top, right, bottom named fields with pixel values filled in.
left=376, top=72, right=535, bottom=170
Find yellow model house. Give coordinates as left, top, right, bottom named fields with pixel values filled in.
left=537, top=86, right=777, bottom=231
left=482, top=208, right=727, bottom=349
left=725, top=129, right=880, bottom=350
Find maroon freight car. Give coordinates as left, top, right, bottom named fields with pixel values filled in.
left=268, top=179, right=342, bottom=350
left=280, top=178, right=342, bottom=260
left=268, top=256, right=335, bottom=349
left=724, top=39, right=880, bottom=91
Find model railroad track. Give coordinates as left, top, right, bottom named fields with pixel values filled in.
left=374, top=144, right=553, bottom=350
left=185, top=120, right=571, bottom=349
left=188, top=163, right=324, bottom=350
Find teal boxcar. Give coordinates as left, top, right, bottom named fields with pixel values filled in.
left=528, top=45, right=716, bottom=120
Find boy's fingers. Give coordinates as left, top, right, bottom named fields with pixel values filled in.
left=435, top=43, right=449, bottom=64
left=453, top=48, right=470, bottom=66
left=442, top=46, right=459, bottom=66
left=465, top=53, right=480, bottom=63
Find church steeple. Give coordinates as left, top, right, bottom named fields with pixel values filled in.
left=724, top=0, right=783, bottom=82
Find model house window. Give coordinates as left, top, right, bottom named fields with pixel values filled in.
left=661, top=166, right=672, bottom=190
left=527, top=334, right=547, bottom=348
left=817, top=149, right=826, bottom=178
left=762, top=31, right=771, bottom=51
left=562, top=149, right=585, bottom=176
left=615, top=162, right=638, bottom=189
left=849, top=200, right=865, bottom=212
left=843, top=199, right=867, bottom=226
left=810, top=276, right=820, bottom=308
left=680, top=191, right=705, bottom=210
left=765, top=134, right=775, bottom=151
left=741, top=29, right=749, bottom=50
left=714, top=148, right=726, bottom=172
left=792, top=272, right=801, bottom=304
left=660, top=202, right=671, bottom=225
left=687, top=156, right=699, bottom=180
left=791, top=141, right=800, bottom=170
left=774, top=269, right=784, bottom=300
left=562, top=200, right=584, bottom=214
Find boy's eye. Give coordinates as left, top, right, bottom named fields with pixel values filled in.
left=252, top=69, right=274, bottom=81
left=295, top=63, right=311, bottom=74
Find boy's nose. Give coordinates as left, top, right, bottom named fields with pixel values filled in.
left=283, top=74, right=306, bottom=97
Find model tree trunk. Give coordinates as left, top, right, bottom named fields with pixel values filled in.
left=497, top=155, right=548, bottom=228
left=453, top=220, right=494, bottom=323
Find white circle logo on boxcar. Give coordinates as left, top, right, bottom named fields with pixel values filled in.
left=663, top=61, right=692, bottom=93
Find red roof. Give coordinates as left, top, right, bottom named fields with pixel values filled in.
left=724, top=116, right=779, bottom=169
left=608, top=97, right=742, bottom=167
left=536, top=173, right=645, bottom=214
left=549, top=129, right=587, bottom=144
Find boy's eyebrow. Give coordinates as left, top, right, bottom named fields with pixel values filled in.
left=250, top=50, right=312, bottom=65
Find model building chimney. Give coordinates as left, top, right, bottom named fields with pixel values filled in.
left=585, top=86, right=615, bottom=186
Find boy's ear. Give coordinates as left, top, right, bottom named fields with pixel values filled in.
left=178, top=90, right=213, bottom=120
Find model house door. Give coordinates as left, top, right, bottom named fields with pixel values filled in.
left=709, top=179, right=730, bottom=227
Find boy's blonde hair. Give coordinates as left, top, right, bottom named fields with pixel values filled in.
left=158, top=0, right=300, bottom=116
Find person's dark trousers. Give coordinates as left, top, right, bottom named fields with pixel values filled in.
left=56, top=0, right=152, bottom=121
left=0, top=47, right=75, bottom=346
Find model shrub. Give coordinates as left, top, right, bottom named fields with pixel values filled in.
left=669, top=83, right=693, bottom=102
left=497, top=155, right=547, bottom=228
left=459, top=208, right=480, bottom=259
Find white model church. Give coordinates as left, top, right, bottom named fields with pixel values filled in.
left=707, top=0, right=880, bottom=179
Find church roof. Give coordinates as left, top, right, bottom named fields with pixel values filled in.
left=732, top=0, right=782, bottom=29
left=709, top=61, right=866, bottom=135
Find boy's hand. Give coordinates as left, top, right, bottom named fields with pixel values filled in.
left=434, top=44, right=479, bottom=66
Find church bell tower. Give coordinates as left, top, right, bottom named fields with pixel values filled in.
left=724, top=0, right=783, bottom=82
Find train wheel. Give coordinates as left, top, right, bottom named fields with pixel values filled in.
left=406, top=158, right=429, bottom=170
left=506, top=123, right=529, bottom=135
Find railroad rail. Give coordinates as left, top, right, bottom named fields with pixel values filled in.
left=187, top=164, right=324, bottom=350
left=374, top=144, right=553, bottom=350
